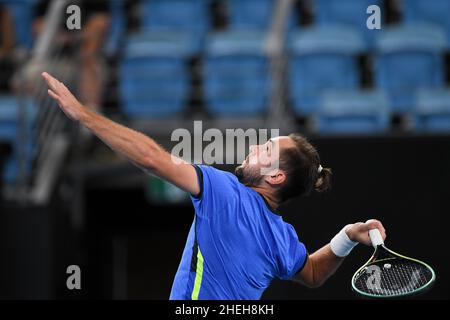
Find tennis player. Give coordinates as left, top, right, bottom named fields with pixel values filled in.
left=42, top=72, right=386, bottom=300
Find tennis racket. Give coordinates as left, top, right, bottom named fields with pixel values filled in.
left=351, top=229, right=436, bottom=298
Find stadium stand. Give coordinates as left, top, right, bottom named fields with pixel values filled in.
left=227, top=0, right=276, bottom=30
left=0, top=95, right=36, bottom=183
left=3, top=0, right=450, bottom=190
left=403, top=0, right=450, bottom=44
left=374, top=24, right=447, bottom=113
left=288, top=25, right=366, bottom=116
left=412, top=88, right=450, bottom=132
left=203, top=0, right=278, bottom=117
left=0, top=0, right=37, bottom=49
left=314, top=0, right=382, bottom=46
left=315, top=89, right=390, bottom=134
left=204, top=31, right=271, bottom=116
left=119, top=0, right=210, bottom=118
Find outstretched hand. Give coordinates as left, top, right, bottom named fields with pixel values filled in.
left=346, top=219, right=387, bottom=246
left=42, top=72, right=86, bottom=121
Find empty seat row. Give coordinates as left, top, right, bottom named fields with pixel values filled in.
left=120, top=22, right=450, bottom=120
left=0, top=95, right=36, bottom=183
left=288, top=24, right=448, bottom=115
left=118, top=0, right=450, bottom=121
left=312, top=88, right=450, bottom=134
left=129, top=0, right=450, bottom=55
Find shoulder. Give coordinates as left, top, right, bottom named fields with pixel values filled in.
left=192, top=165, right=245, bottom=202
left=197, top=165, right=240, bottom=185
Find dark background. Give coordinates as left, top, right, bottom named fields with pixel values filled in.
left=1, top=134, right=448, bottom=300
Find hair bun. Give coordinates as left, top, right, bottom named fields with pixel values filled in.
left=315, top=167, right=332, bottom=192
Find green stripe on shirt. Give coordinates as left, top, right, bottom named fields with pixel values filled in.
left=191, top=247, right=204, bottom=300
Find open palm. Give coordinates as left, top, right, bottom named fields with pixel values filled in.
left=42, top=72, right=85, bottom=121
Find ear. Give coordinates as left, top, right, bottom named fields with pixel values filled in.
left=264, top=170, right=286, bottom=186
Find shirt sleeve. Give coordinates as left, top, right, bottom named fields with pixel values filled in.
left=190, top=165, right=240, bottom=219
left=275, top=224, right=308, bottom=280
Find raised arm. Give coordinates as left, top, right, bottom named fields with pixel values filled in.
left=293, top=219, right=386, bottom=288
left=42, top=72, right=200, bottom=196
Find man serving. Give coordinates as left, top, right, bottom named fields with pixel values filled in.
left=42, top=72, right=386, bottom=300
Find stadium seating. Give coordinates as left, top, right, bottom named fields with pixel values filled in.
left=403, top=0, right=450, bottom=44
left=119, top=52, right=190, bottom=118
left=104, top=0, right=126, bottom=57
left=288, top=26, right=366, bottom=116
left=119, top=0, right=210, bottom=118
left=374, top=24, right=447, bottom=113
left=225, top=0, right=297, bottom=40
left=314, top=0, right=382, bottom=46
left=203, top=31, right=271, bottom=117
left=139, top=0, right=210, bottom=56
left=203, top=0, right=281, bottom=117
left=412, top=88, right=450, bottom=132
left=113, top=0, right=450, bottom=131
left=1, top=0, right=37, bottom=49
left=227, top=0, right=279, bottom=30
left=0, top=95, right=36, bottom=183
left=315, top=89, right=390, bottom=134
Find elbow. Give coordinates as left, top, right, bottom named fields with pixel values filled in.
left=303, top=279, right=324, bottom=289
left=305, top=260, right=328, bottom=288
left=292, top=275, right=324, bottom=289
left=311, top=280, right=326, bottom=289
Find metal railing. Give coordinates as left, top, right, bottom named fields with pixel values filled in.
left=6, top=0, right=79, bottom=204
left=266, top=0, right=297, bottom=133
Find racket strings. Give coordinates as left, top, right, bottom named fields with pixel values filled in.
left=354, top=259, right=433, bottom=296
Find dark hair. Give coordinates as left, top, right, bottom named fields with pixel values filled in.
left=277, top=133, right=332, bottom=202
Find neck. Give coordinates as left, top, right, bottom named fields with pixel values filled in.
left=251, top=186, right=279, bottom=211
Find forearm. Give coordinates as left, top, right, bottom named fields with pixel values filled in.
left=295, top=225, right=359, bottom=288
left=80, top=108, right=164, bottom=169
left=295, top=220, right=386, bottom=288
left=307, top=244, right=345, bottom=287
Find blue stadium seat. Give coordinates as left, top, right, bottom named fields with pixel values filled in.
left=287, top=26, right=366, bottom=116
left=119, top=51, right=189, bottom=118
left=404, top=0, right=450, bottom=44
left=227, top=0, right=275, bottom=30
left=412, top=88, right=450, bottom=133
left=227, top=0, right=273, bottom=30
left=206, top=31, right=268, bottom=56
left=124, top=31, right=201, bottom=58
left=3, top=158, right=18, bottom=184
left=1, top=0, right=37, bottom=49
left=138, top=0, right=210, bottom=55
left=141, top=0, right=209, bottom=33
left=374, top=24, right=447, bottom=113
left=104, top=0, right=126, bottom=57
left=316, top=90, right=390, bottom=134
left=0, top=95, right=36, bottom=183
left=227, top=0, right=297, bottom=31
left=0, top=96, right=20, bottom=141
left=314, top=0, right=382, bottom=46
left=203, top=31, right=271, bottom=117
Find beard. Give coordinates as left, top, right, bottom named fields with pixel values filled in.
left=234, top=164, right=263, bottom=187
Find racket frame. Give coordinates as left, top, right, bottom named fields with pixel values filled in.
left=351, top=244, right=436, bottom=298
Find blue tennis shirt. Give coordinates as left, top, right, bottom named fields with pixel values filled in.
left=169, top=165, right=308, bottom=300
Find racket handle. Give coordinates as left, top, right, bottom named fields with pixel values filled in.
left=369, top=229, right=384, bottom=247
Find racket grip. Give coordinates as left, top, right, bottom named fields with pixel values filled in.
left=369, top=229, right=384, bottom=247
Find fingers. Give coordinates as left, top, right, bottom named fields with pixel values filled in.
left=47, top=89, right=60, bottom=103
left=42, top=72, right=63, bottom=93
left=365, top=219, right=387, bottom=240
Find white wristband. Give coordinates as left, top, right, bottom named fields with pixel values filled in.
left=330, top=225, right=358, bottom=257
